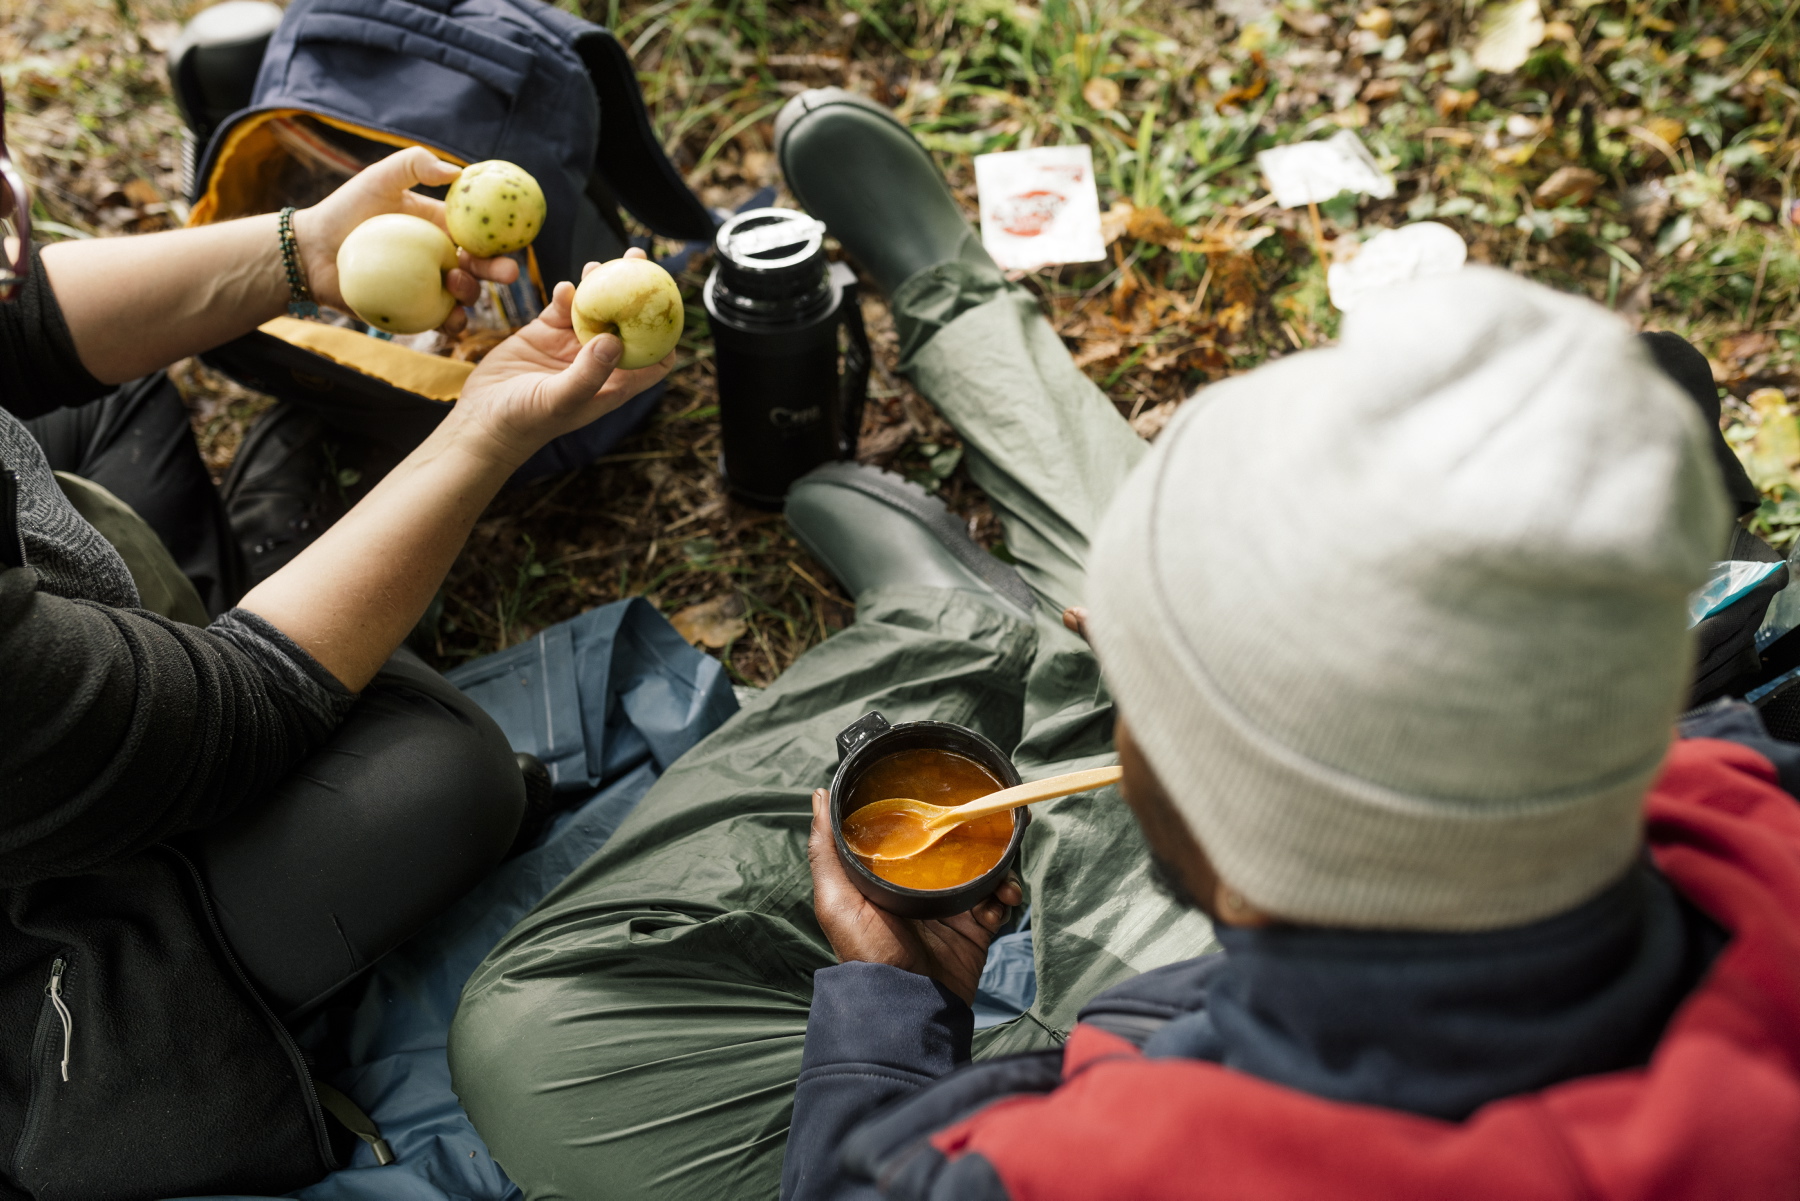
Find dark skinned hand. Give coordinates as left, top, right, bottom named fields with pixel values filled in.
left=807, top=787, right=1023, bottom=1004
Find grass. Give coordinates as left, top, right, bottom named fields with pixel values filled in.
left=7, top=0, right=1800, bottom=678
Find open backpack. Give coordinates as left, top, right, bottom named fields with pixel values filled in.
left=178, top=0, right=716, bottom=469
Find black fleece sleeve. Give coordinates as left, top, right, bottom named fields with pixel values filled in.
left=781, top=962, right=974, bottom=1201
left=0, top=243, right=111, bottom=420
left=0, top=565, right=356, bottom=883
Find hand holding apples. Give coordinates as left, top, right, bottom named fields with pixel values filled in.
left=452, top=247, right=675, bottom=466
left=292, top=146, right=518, bottom=334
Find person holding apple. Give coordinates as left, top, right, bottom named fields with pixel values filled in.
left=0, top=83, right=672, bottom=1200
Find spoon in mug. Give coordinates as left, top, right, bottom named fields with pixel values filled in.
left=842, top=766, right=1123, bottom=862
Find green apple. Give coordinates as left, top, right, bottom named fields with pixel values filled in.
left=445, top=160, right=545, bottom=258
left=335, top=213, right=459, bottom=335
left=570, top=257, right=683, bottom=370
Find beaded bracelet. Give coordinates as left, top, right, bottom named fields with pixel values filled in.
left=278, top=206, right=319, bottom=319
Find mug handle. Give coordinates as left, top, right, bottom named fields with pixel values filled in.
left=835, top=711, right=889, bottom=761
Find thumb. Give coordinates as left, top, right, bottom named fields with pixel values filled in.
left=387, top=144, right=461, bottom=190
left=541, top=333, right=622, bottom=410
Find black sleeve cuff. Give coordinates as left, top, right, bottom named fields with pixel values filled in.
left=1, top=242, right=110, bottom=420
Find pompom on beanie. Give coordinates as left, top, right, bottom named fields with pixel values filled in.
left=1086, top=267, right=1731, bottom=931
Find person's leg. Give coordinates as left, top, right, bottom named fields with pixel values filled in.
left=450, top=587, right=1037, bottom=1200
left=193, top=649, right=526, bottom=1018
left=24, top=373, right=244, bottom=614
left=780, top=90, right=1215, bottom=1050
left=892, top=267, right=1220, bottom=1048
left=893, top=265, right=1148, bottom=617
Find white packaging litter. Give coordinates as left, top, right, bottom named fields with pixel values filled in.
left=1326, top=222, right=1468, bottom=311
left=1255, top=129, right=1396, bottom=209
left=974, top=145, right=1107, bottom=271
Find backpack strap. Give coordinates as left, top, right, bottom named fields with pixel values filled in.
left=570, top=28, right=718, bottom=243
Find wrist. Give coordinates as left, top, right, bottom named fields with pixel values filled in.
left=436, top=402, right=538, bottom=474
left=288, top=205, right=337, bottom=311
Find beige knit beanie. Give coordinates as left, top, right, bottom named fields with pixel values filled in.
left=1086, top=266, right=1730, bottom=931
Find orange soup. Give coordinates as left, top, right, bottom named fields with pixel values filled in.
left=844, top=748, right=1014, bottom=891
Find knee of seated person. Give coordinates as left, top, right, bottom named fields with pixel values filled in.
left=356, top=659, right=525, bottom=869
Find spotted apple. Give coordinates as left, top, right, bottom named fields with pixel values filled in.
left=570, top=257, right=683, bottom=370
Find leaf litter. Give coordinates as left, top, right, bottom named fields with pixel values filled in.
left=9, top=0, right=1800, bottom=679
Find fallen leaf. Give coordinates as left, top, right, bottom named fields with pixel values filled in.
left=1280, top=8, right=1333, bottom=37
left=1473, top=0, right=1545, bottom=73
left=1745, top=389, right=1800, bottom=491
left=671, top=594, right=748, bottom=649
left=1643, top=116, right=1686, bottom=150
left=1434, top=87, right=1478, bottom=118
left=1362, top=78, right=1404, bottom=102
left=1101, top=200, right=1135, bottom=246
left=1131, top=401, right=1182, bottom=440
left=1694, top=35, right=1728, bottom=59
left=1533, top=165, right=1603, bottom=206
left=1216, top=74, right=1269, bottom=110
left=1407, top=18, right=1441, bottom=55
left=1543, top=19, right=1576, bottom=41
left=122, top=177, right=161, bottom=207
left=1073, top=339, right=1125, bottom=368
left=1126, top=205, right=1185, bottom=247
left=1718, top=332, right=1778, bottom=378
left=1082, top=76, right=1121, bottom=110
left=1354, top=6, right=1394, bottom=36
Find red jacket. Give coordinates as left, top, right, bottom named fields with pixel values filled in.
left=925, top=739, right=1800, bottom=1199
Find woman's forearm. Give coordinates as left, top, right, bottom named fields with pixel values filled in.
left=235, top=408, right=525, bottom=692
left=41, top=215, right=290, bottom=385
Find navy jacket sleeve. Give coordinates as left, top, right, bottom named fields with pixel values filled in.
left=780, top=962, right=974, bottom=1201
left=1677, top=698, right=1800, bottom=797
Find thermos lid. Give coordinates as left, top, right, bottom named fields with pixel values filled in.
left=712, top=208, right=830, bottom=305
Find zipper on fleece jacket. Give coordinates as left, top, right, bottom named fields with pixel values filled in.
left=45, top=958, right=71, bottom=1082
left=159, top=844, right=338, bottom=1172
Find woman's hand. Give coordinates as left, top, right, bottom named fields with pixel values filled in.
left=806, top=787, right=1022, bottom=1004
left=451, top=249, right=674, bottom=466
left=291, top=146, right=518, bottom=334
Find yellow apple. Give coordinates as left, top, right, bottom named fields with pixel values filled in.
left=335, top=213, right=458, bottom=335
left=570, top=257, right=683, bottom=370
left=445, top=160, right=545, bottom=258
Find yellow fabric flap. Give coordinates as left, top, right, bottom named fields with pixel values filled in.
left=261, top=317, right=471, bottom=402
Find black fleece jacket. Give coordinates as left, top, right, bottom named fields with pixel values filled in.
left=0, top=247, right=355, bottom=1200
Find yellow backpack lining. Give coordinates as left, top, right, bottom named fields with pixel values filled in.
left=189, top=109, right=547, bottom=402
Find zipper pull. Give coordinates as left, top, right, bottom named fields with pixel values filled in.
left=46, top=958, right=71, bottom=1083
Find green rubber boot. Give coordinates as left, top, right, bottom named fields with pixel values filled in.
left=775, top=88, right=1004, bottom=297
left=785, top=461, right=1034, bottom=619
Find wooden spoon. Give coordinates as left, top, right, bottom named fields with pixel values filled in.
left=842, top=766, right=1123, bottom=862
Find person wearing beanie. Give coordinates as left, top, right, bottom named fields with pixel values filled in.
left=452, top=91, right=1800, bottom=1201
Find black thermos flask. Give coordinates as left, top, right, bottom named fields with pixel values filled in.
left=704, top=208, right=870, bottom=508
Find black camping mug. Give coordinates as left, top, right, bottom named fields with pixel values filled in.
left=829, top=711, right=1028, bottom=920
left=704, top=208, right=871, bottom=509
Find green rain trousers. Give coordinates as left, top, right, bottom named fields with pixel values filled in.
left=448, top=263, right=1219, bottom=1200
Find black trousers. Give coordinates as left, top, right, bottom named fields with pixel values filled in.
left=26, top=384, right=524, bottom=1019
left=193, top=649, right=525, bottom=1018
left=23, top=373, right=244, bottom=616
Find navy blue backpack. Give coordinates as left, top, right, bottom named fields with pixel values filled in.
left=185, top=0, right=714, bottom=473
